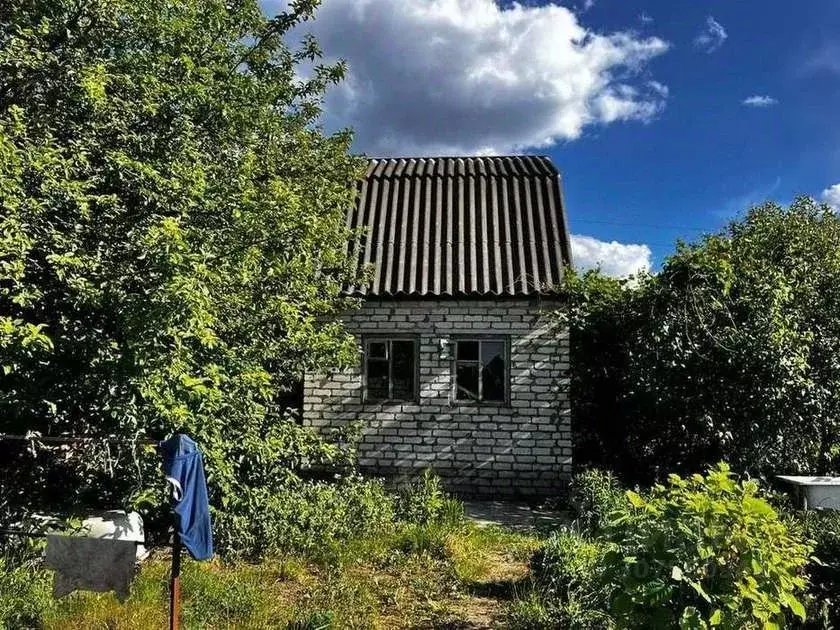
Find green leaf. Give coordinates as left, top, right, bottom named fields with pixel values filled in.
left=626, top=490, right=646, bottom=508
left=679, top=606, right=707, bottom=630
left=784, top=594, right=806, bottom=620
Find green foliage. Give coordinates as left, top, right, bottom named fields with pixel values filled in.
left=394, top=523, right=452, bottom=559
left=0, top=554, right=53, bottom=629
left=215, top=475, right=397, bottom=559
left=508, top=595, right=614, bottom=630
left=210, top=470, right=466, bottom=560
left=519, top=465, right=816, bottom=629
left=0, top=0, right=368, bottom=543
left=512, top=476, right=619, bottom=629
left=532, top=530, right=604, bottom=600
left=570, top=469, right=625, bottom=534
left=5, top=514, right=535, bottom=629
left=180, top=560, right=265, bottom=627
left=394, top=468, right=466, bottom=527
left=527, top=530, right=615, bottom=629
left=507, top=591, right=563, bottom=629
left=601, top=464, right=812, bottom=629
left=563, top=199, right=840, bottom=482
left=799, top=510, right=840, bottom=627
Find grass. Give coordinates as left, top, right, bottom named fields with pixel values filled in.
left=41, top=523, right=543, bottom=629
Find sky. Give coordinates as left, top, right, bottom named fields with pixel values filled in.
left=267, top=0, right=840, bottom=276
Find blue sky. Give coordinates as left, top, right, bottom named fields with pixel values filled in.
left=278, top=0, right=840, bottom=275
left=556, top=0, right=840, bottom=270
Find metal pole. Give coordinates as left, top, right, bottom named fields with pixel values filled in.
left=169, top=531, right=181, bottom=630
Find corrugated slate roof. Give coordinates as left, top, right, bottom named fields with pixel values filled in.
left=345, top=156, right=572, bottom=298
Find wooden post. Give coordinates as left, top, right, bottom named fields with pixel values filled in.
left=169, top=531, right=181, bottom=630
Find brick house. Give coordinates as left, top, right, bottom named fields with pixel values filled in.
left=303, top=155, right=573, bottom=497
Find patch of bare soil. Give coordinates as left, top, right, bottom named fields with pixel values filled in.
left=433, top=550, right=531, bottom=628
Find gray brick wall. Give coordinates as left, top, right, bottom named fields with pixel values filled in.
left=303, top=299, right=571, bottom=497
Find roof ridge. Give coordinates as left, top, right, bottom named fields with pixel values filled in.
left=362, top=155, right=560, bottom=179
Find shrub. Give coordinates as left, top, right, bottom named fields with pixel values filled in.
left=394, top=469, right=465, bottom=527
left=0, top=0, right=370, bottom=558
left=527, top=530, right=614, bottom=629
left=208, top=470, right=466, bottom=561
left=532, top=530, right=605, bottom=599
left=564, top=201, right=840, bottom=485
left=214, top=475, right=396, bottom=559
left=570, top=469, right=625, bottom=534
left=395, top=524, right=451, bottom=559
left=508, top=587, right=613, bottom=629
left=800, top=510, right=840, bottom=627
left=601, top=463, right=812, bottom=629
left=0, top=555, right=53, bottom=628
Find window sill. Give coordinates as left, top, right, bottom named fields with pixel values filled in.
left=449, top=400, right=511, bottom=410
left=363, top=399, right=420, bottom=406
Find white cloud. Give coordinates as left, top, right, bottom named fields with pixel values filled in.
left=571, top=234, right=652, bottom=277
left=694, top=16, right=727, bottom=53
left=802, top=42, right=840, bottom=76
left=639, top=12, right=653, bottom=25
left=742, top=95, right=778, bottom=107
left=281, top=0, right=669, bottom=155
left=647, top=81, right=669, bottom=98
left=822, top=184, right=840, bottom=211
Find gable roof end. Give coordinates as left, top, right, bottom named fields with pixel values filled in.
left=345, top=155, right=572, bottom=298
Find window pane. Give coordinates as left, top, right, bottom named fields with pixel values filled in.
left=482, top=354, right=506, bottom=401
left=391, top=340, right=415, bottom=400
left=366, top=359, right=389, bottom=400
left=456, top=364, right=480, bottom=400
left=368, top=341, right=387, bottom=359
left=457, top=340, right=479, bottom=360
left=481, top=341, right=505, bottom=365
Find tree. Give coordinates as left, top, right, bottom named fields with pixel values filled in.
left=565, top=198, right=840, bottom=483
left=0, top=0, right=365, bottom=542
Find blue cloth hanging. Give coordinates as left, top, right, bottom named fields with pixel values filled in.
left=159, top=434, right=214, bottom=561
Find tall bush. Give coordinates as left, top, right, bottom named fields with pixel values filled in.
left=518, top=465, right=814, bottom=629
left=564, top=199, right=840, bottom=483
left=0, top=0, right=366, bottom=542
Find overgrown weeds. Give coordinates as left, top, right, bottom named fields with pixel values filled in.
left=1, top=470, right=544, bottom=629
left=799, top=509, right=840, bottom=627
left=34, top=520, right=540, bottom=629
left=0, top=553, right=53, bottom=629
left=510, top=464, right=815, bottom=629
